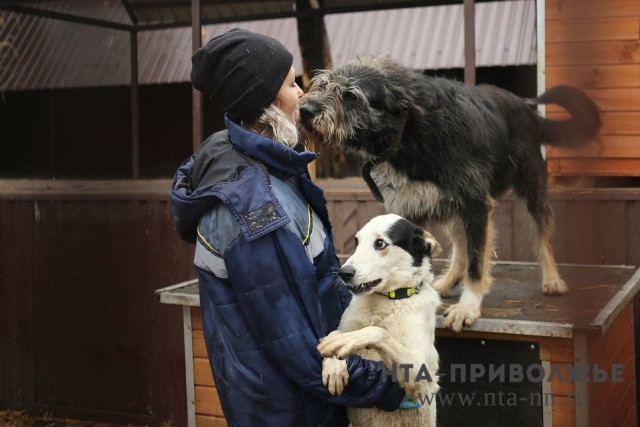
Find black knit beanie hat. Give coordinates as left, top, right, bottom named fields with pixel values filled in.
left=190, top=28, right=294, bottom=123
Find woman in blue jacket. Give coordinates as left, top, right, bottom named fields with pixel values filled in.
left=169, top=28, right=406, bottom=426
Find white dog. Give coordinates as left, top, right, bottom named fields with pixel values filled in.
left=317, top=214, right=441, bottom=427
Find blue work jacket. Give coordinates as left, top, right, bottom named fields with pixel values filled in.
left=169, top=116, right=404, bottom=427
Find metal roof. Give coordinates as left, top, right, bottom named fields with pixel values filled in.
left=0, top=0, right=536, bottom=91
left=327, top=0, right=536, bottom=69
left=2, top=0, right=476, bottom=29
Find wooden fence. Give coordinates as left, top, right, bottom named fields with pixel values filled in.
left=1, top=180, right=639, bottom=425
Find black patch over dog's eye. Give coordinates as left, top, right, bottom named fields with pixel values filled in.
left=374, top=239, right=388, bottom=250
left=354, top=237, right=359, bottom=247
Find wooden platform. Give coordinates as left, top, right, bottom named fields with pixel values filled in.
left=158, top=261, right=640, bottom=338
left=435, top=261, right=640, bottom=337
left=156, top=261, right=640, bottom=427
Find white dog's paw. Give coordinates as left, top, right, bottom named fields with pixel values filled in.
left=321, top=330, right=343, bottom=341
left=443, top=303, right=481, bottom=332
left=542, top=278, right=568, bottom=296
left=322, top=357, right=349, bottom=396
left=318, top=327, right=384, bottom=359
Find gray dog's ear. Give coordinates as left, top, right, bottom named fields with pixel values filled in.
left=423, top=231, right=442, bottom=257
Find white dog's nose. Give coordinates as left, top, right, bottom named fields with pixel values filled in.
left=338, top=265, right=356, bottom=282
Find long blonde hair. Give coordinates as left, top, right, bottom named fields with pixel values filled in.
left=246, top=104, right=300, bottom=148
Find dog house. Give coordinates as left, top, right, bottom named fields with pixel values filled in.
left=157, top=258, right=640, bottom=427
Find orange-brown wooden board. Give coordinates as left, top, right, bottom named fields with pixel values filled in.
left=194, top=357, right=215, bottom=387
left=550, top=363, right=577, bottom=396
left=546, top=17, right=640, bottom=43
left=545, top=88, right=640, bottom=112
left=590, top=351, right=634, bottom=427
left=547, top=158, right=640, bottom=175
left=193, top=329, right=207, bottom=358
left=587, top=304, right=635, bottom=427
left=195, top=385, right=224, bottom=417
left=546, top=136, right=640, bottom=159
left=546, top=64, right=640, bottom=89
left=192, top=307, right=203, bottom=330
left=546, top=0, right=640, bottom=20
left=550, top=395, right=577, bottom=427
left=546, top=41, right=640, bottom=67
left=196, top=415, right=227, bottom=427
left=591, top=113, right=640, bottom=135
left=547, top=111, right=640, bottom=135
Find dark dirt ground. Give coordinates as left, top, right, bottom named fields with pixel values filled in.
left=0, top=411, right=173, bottom=427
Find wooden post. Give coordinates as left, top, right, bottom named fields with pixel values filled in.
left=296, top=0, right=332, bottom=91
left=536, top=0, right=547, bottom=161
left=296, top=0, right=338, bottom=179
left=464, top=0, right=476, bottom=86
left=48, top=95, right=55, bottom=176
left=192, top=0, right=203, bottom=153
left=130, top=30, right=140, bottom=178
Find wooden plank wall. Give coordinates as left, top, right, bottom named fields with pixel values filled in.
left=191, top=309, right=227, bottom=427
left=545, top=0, right=640, bottom=178
left=0, top=197, right=193, bottom=425
left=325, top=188, right=640, bottom=268
left=588, top=304, right=636, bottom=427
left=0, top=85, right=224, bottom=179
left=1, top=184, right=638, bottom=426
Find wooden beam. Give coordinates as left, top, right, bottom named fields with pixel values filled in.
left=463, top=0, right=476, bottom=85
left=192, top=0, right=203, bottom=154
left=297, top=0, right=464, bottom=15
left=121, top=0, right=138, bottom=26
left=134, top=0, right=287, bottom=7
left=296, top=0, right=335, bottom=179
left=133, top=0, right=462, bottom=10
left=138, top=11, right=296, bottom=31
left=296, top=0, right=333, bottom=90
left=135, top=0, right=483, bottom=31
left=48, top=95, right=55, bottom=177
left=130, top=30, right=140, bottom=179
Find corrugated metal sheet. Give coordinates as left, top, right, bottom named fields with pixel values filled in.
left=0, top=9, right=131, bottom=90
left=129, top=1, right=295, bottom=27
left=136, top=18, right=303, bottom=85
left=0, top=1, right=536, bottom=91
left=327, top=0, right=536, bottom=68
left=0, top=12, right=303, bottom=90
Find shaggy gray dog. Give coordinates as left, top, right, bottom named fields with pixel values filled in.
left=298, top=55, right=600, bottom=332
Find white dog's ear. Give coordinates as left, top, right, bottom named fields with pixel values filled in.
left=423, top=231, right=442, bottom=257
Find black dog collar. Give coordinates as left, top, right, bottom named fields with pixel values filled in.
left=376, top=282, right=423, bottom=300
left=360, top=111, right=409, bottom=204
left=361, top=159, right=385, bottom=203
